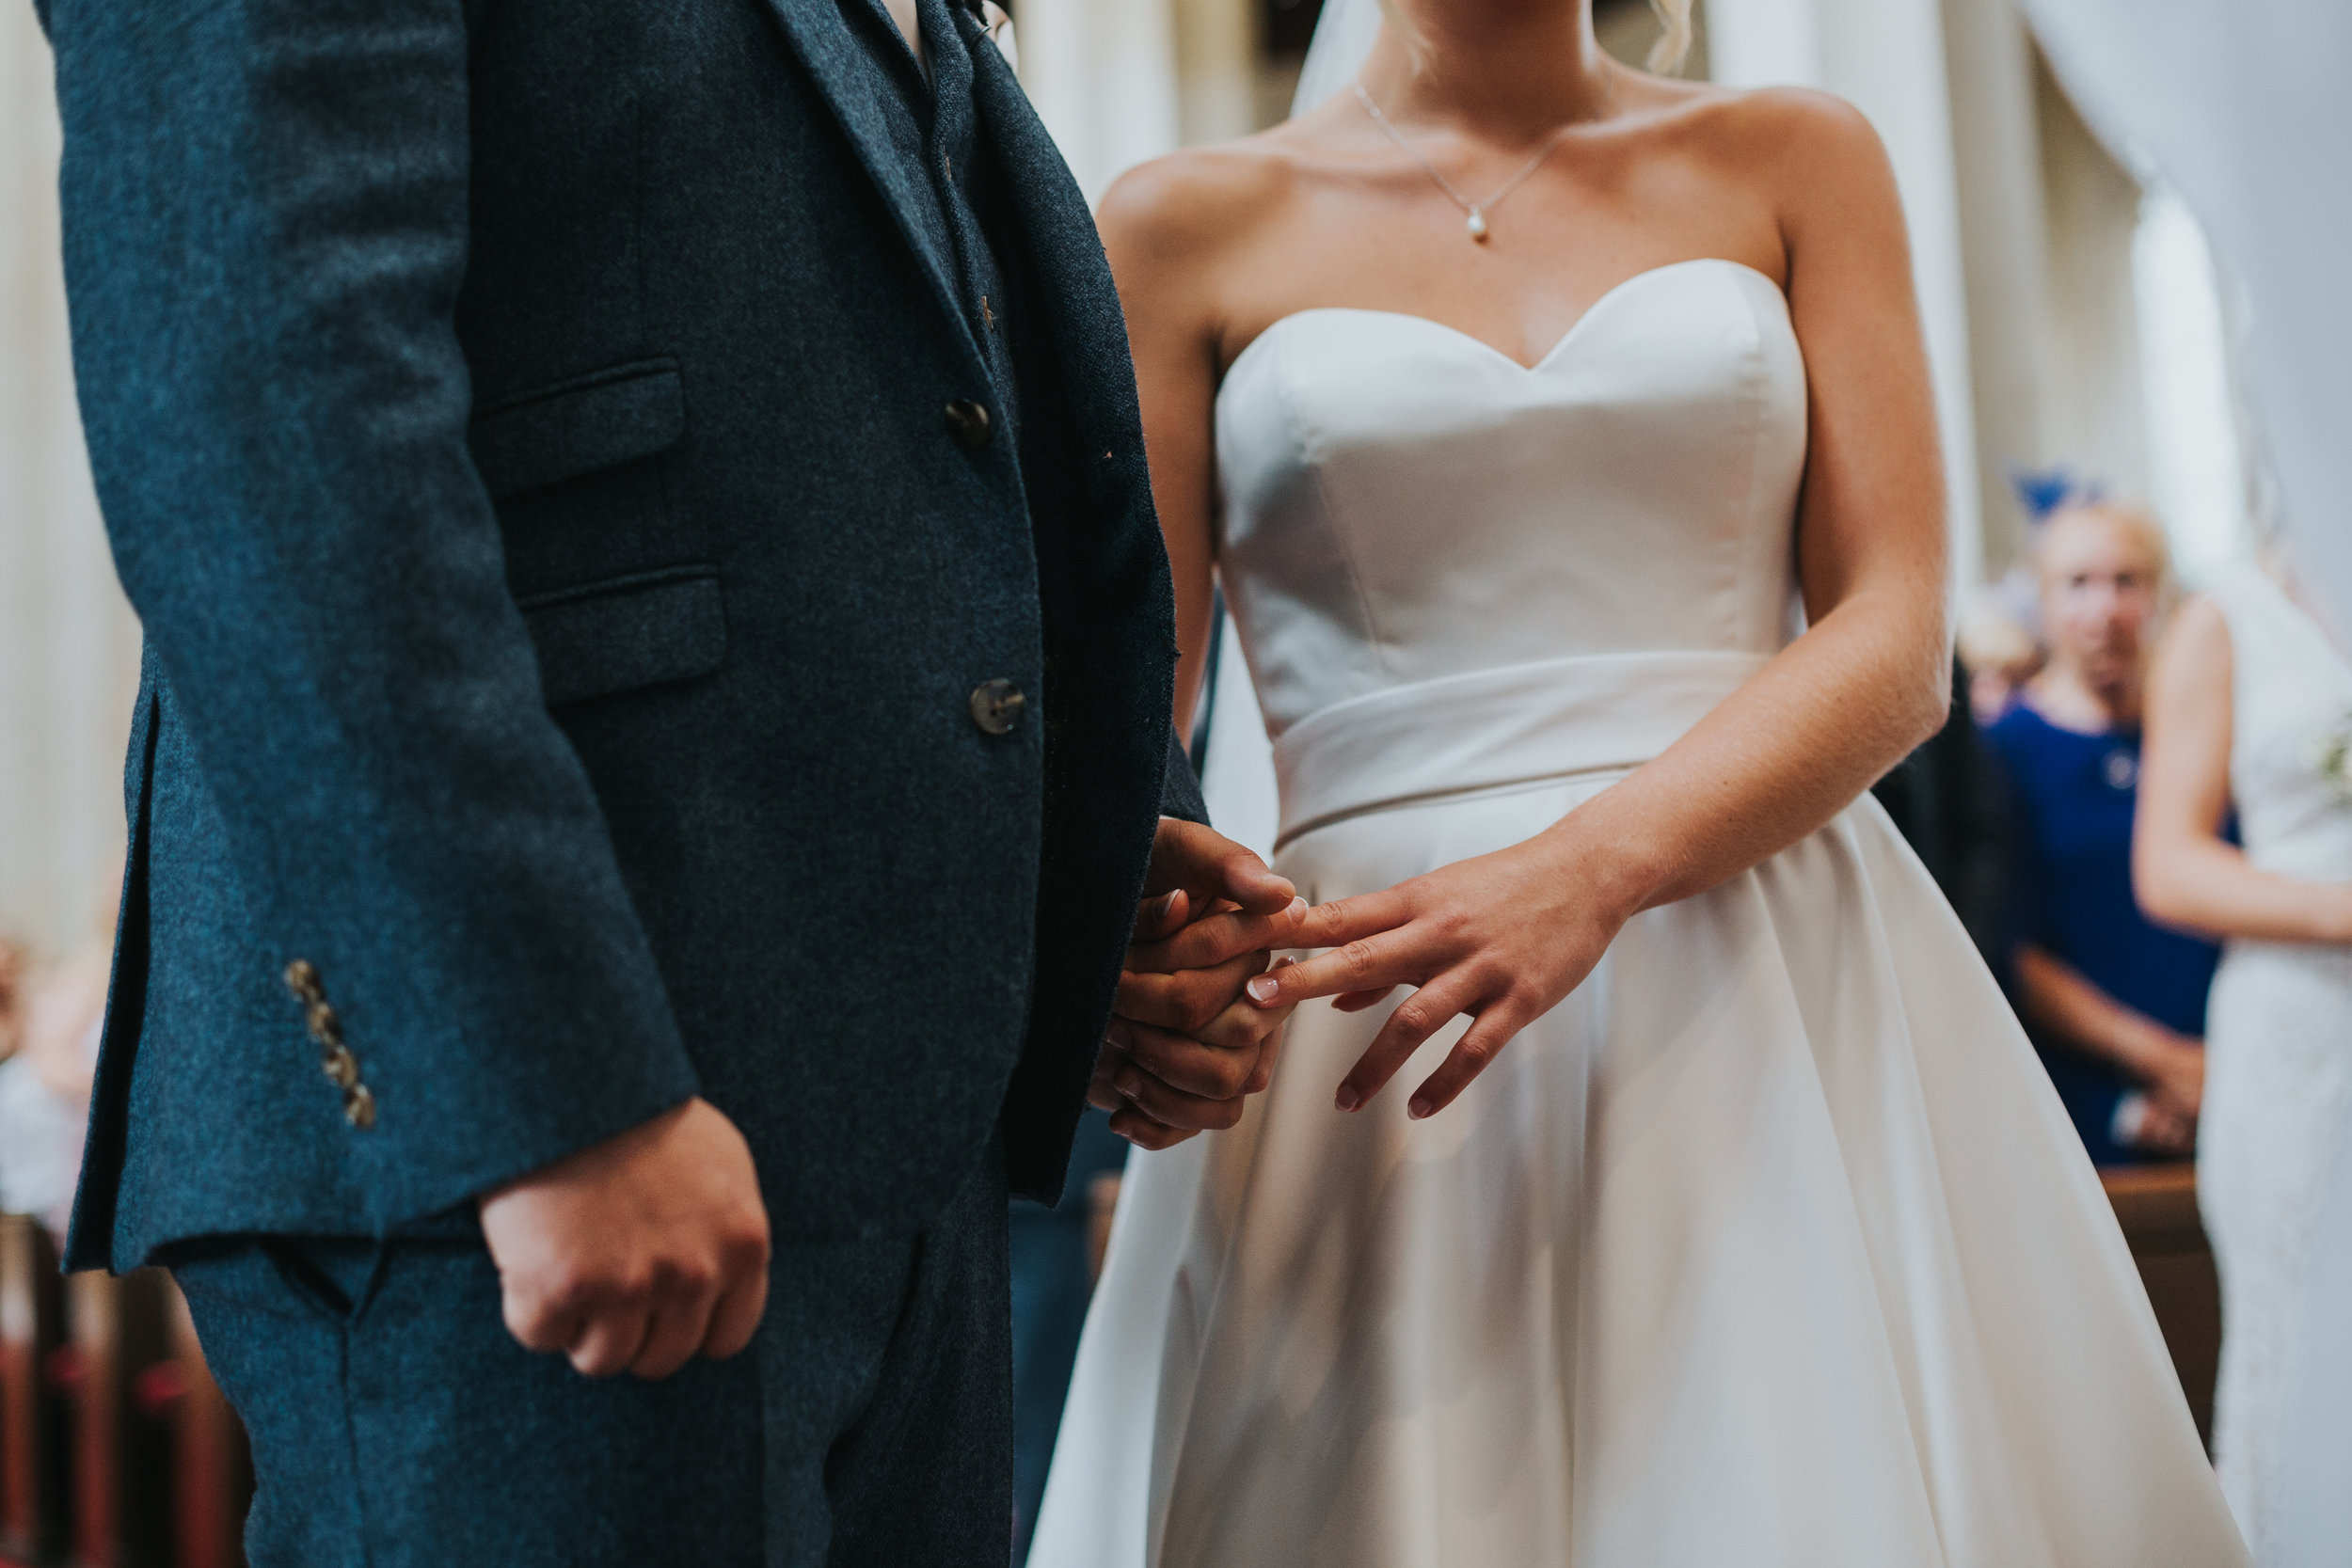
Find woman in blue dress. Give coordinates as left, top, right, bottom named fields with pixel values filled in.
left=1987, top=500, right=2221, bottom=1164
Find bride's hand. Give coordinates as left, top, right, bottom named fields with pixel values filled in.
left=1244, top=830, right=1644, bottom=1119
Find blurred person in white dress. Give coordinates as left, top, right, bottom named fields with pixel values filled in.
left=1028, top=0, right=2246, bottom=1562
left=2137, top=555, right=2352, bottom=1565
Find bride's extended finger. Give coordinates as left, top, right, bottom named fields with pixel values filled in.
left=1406, top=1003, right=1530, bottom=1119
left=1245, top=927, right=1422, bottom=1009
left=1333, top=973, right=1484, bottom=1112
left=1290, top=889, right=1414, bottom=954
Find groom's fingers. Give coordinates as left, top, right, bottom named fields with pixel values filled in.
left=1149, top=818, right=1295, bottom=915
left=1116, top=949, right=1266, bottom=1033
left=629, top=1289, right=720, bottom=1382
left=1111, top=1018, right=1261, bottom=1101
left=1112, top=1061, right=1249, bottom=1132
left=1127, top=897, right=1308, bottom=974
left=703, top=1262, right=769, bottom=1362
left=1107, top=1103, right=1199, bottom=1151
left=565, top=1301, right=655, bottom=1379
left=1129, top=888, right=1190, bottom=944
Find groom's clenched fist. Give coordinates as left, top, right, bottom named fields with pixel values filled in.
left=479, top=1098, right=771, bottom=1380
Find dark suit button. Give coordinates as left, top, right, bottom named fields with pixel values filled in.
left=945, top=399, right=992, bottom=451
left=970, top=679, right=1025, bottom=736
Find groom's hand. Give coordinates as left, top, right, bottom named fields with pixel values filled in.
left=479, top=1097, right=771, bottom=1380
left=1090, top=820, right=1305, bottom=1148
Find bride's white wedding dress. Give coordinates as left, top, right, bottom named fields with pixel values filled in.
left=1030, top=259, right=2245, bottom=1566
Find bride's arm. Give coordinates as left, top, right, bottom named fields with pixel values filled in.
left=1097, top=149, right=1280, bottom=739
left=1248, top=93, right=1952, bottom=1117
left=2135, top=596, right=2352, bottom=943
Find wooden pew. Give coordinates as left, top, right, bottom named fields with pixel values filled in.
left=2100, top=1161, right=2222, bottom=1447
left=62, top=1268, right=177, bottom=1568
left=1, top=1214, right=70, bottom=1565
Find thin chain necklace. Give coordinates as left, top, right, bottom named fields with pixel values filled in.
left=1352, top=79, right=1579, bottom=245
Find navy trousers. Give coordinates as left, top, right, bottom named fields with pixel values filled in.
left=173, top=1144, right=1011, bottom=1568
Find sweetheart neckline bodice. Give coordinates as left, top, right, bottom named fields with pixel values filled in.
left=1210, top=254, right=1810, bottom=751
left=1218, top=256, right=1788, bottom=386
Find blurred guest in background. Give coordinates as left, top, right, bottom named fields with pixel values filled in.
left=2138, top=554, right=2352, bottom=1564
left=1987, top=499, right=2218, bottom=1163
left=0, top=864, right=118, bottom=1236
left=1957, top=580, right=2043, bottom=726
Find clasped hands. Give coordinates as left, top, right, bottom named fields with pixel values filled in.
left=1100, top=818, right=1636, bottom=1140
left=477, top=821, right=1632, bottom=1381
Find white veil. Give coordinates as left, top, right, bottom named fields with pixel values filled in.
left=1289, top=0, right=1386, bottom=118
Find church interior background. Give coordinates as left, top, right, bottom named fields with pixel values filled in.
left=0, top=0, right=2280, bottom=1561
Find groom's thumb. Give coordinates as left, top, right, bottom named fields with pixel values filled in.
left=1152, top=818, right=1295, bottom=916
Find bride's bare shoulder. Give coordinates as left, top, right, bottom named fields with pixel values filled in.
left=1096, top=126, right=1332, bottom=279
left=1663, top=81, right=1896, bottom=189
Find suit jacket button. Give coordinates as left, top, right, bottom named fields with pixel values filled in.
left=970, top=679, right=1025, bottom=736
left=945, top=399, right=992, bottom=451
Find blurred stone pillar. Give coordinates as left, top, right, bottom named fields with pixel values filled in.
left=1706, top=0, right=1989, bottom=589
left=1939, top=0, right=2055, bottom=577
left=0, top=8, right=140, bottom=956
left=1013, top=0, right=1184, bottom=204
left=1172, top=0, right=1260, bottom=146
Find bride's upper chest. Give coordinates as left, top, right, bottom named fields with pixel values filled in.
left=1213, top=259, right=1808, bottom=531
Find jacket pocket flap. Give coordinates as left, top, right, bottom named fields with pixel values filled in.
left=520, top=568, right=724, bottom=707
left=470, top=361, right=685, bottom=499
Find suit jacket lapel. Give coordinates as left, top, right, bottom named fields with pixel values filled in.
left=757, top=0, right=979, bottom=366
left=964, top=27, right=1151, bottom=488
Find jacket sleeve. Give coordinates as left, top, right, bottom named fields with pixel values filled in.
left=45, top=0, right=701, bottom=1227
left=1160, top=727, right=1209, bottom=826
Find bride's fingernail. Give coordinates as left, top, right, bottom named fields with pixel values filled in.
left=1247, top=974, right=1280, bottom=1004
left=1335, top=1085, right=1360, bottom=1112
left=1286, top=896, right=1308, bottom=920
left=1407, top=1096, right=1432, bottom=1119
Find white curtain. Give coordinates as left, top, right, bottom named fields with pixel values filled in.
left=0, top=7, right=139, bottom=957
left=2015, top=1, right=2352, bottom=619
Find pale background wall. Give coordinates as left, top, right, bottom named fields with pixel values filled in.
left=0, top=6, right=140, bottom=958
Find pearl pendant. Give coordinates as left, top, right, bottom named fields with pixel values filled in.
left=1466, top=208, right=1489, bottom=242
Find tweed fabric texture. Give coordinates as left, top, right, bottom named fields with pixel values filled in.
left=41, top=0, right=1197, bottom=1272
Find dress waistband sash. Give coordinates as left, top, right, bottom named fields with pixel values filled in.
left=1272, top=650, right=1772, bottom=848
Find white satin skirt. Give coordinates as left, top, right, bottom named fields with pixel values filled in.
left=1031, top=656, right=2245, bottom=1568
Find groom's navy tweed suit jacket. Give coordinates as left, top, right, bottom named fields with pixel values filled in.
left=39, top=0, right=1200, bottom=1271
